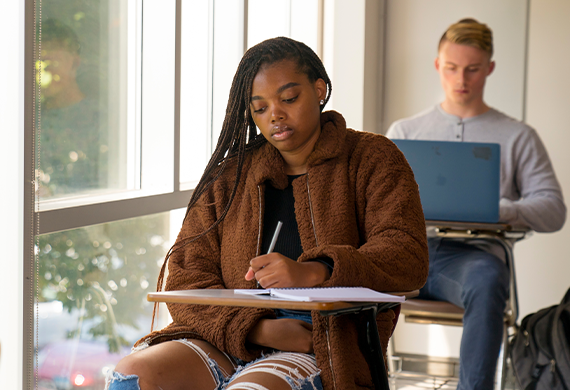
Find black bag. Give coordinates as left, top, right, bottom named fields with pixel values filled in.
left=510, top=287, right=570, bottom=389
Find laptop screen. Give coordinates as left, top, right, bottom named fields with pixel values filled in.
left=392, top=139, right=501, bottom=223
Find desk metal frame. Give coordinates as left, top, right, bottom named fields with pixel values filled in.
left=148, top=289, right=417, bottom=390
left=319, top=301, right=401, bottom=389
left=428, top=221, right=529, bottom=327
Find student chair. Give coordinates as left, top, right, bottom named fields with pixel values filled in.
left=387, top=221, right=531, bottom=390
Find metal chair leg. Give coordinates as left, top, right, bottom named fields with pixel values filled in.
left=387, top=336, right=396, bottom=376
left=362, top=305, right=390, bottom=390
left=494, top=323, right=509, bottom=390
left=322, top=302, right=398, bottom=390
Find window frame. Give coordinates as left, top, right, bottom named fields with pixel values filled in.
left=34, top=0, right=191, bottom=234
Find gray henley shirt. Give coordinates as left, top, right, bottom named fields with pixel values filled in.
left=386, top=104, right=566, bottom=257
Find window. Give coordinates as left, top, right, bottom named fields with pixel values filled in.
left=179, top=0, right=211, bottom=185
left=38, top=0, right=139, bottom=201
left=27, top=0, right=321, bottom=388
left=179, top=0, right=321, bottom=188
left=179, top=0, right=246, bottom=187
left=33, top=1, right=182, bottom=387
left=37, top=210, right=182, bottom=390
left=247, top=0, right=320, bottom=51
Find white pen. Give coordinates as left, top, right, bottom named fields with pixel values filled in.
left=257, top=221, right=283, bottom=288
left=267, top=221, right=283, bottom=254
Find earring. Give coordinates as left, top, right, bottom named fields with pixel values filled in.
left=320, top=99, right=325, bottom=105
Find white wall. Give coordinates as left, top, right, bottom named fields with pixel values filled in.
left=323, top=0, right=366, bottom=131
left=322, top=0, right=384, bottom=133
left=383, top=0, right=570, bottom=358
left=382, top=0, right=527, bottom=133
left=516, top=0, right=570, bottom=321
left=0, top=0, right=25, bottom=388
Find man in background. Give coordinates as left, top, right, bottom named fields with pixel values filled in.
left=39, top=18, right=102, bottom=197
left=387, top=18, right=566, bottom=390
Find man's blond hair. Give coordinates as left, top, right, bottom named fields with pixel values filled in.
left=439, top=18, right=493, bottom=59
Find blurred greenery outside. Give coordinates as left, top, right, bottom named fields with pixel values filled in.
left=36, top=0, right=170, bottom=353
left=38, top=213, right=170, bottom=353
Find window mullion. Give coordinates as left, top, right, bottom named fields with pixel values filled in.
left=38, top=190, right=193, bottom=235
left=207, top=0, right=215, bottom=157
left=173, top=0, right=182, bottom=192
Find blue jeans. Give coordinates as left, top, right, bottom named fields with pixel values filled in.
left=419, top=238, right=510, bottom=390
left=274, top=308, right=313, bottom=324
left=106, top=341, right=323, bottom=390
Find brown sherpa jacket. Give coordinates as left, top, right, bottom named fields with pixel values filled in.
left=135, top=111, right=428, bottom=389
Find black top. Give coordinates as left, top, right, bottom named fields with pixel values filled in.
left=262, top=175, right=333, bottom=271
left=262, top=175, right=333, bottom=324
left=262, top=175, right=304, bottom=260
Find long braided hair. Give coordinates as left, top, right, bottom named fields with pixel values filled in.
left=152, top=37, right=332, bottom=329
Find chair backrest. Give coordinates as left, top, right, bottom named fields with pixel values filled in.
left=401, top=298, right=464, bottom=327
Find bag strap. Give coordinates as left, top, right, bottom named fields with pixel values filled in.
left=562, top=287, right=570, bottom=305
left=525, top=363, right=550, bottom=390
left=524, top=379, right=538, bottom=390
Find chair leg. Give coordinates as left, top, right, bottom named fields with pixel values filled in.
left=387, top=336, right=396, bottom=376
left=494, top=323, right=509, bottom=390
left=362, top=305, right=391, bottom=390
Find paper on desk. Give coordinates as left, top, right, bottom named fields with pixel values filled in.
left=234, top=287, right=405, bottom=302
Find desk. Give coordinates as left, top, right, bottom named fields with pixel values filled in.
left=148, top=289, right=418, bottom=390
left=425, top=220, right=530, bottom=326
left=425, top=220, right=528, bottom=239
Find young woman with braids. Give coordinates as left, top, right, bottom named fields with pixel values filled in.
left=106, top=37, right=428, bottom=390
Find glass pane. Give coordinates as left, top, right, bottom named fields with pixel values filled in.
left=211, top=0, right=246, bottom=157
left=248, top=0, right=319, bottom=52
left=36, top=210, right=184, bottom=390
left=38, top=0, right=137, bottom=200
left=179, top=0, right=245, bottom=188
left=247, top=0, right=291, bottom=49
left=290, top=0, right=319, bottom=54
left=179, top=0, right=211, bottom=185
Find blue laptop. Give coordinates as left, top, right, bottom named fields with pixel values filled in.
left=392, top=139, right=501, bottom=223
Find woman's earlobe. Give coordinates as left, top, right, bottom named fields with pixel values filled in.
left=315, top=78, right=327, bottom=101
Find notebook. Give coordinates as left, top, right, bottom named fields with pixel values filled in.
left=391, top=139, right=501, bottom=223
left=234, top=287, right=405, bottom=303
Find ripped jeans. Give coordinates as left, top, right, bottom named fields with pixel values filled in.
left=105, top=339, right=323, bottom=390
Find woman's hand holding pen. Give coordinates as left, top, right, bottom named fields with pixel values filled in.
left=244, top=220, right=326, bottom=352
left=244, top=220, right=329, bottom=288
left=245, top=253, right=330, bottom=288
left=244, top=258, right=323, bottom=352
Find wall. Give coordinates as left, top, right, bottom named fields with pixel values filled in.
left=322, top=0, right=384, bottom=133
left=383, top=0, right=570, bottom=358
left=516, top=0, right=570, bottom=321
left=0, top=0, right=25, bottom=388
left=382, top=0, right=527, bottom=131
left=323, top=0, right=366, bottom=131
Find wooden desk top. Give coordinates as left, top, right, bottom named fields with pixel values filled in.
left=425, top=220, right=513, bottom=231
left=425, top=220, right=530, bottom=239
left=148, top=289, right=418, bottom=312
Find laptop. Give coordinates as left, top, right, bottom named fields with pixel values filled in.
left=391, top=139, right=501, bottom=223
